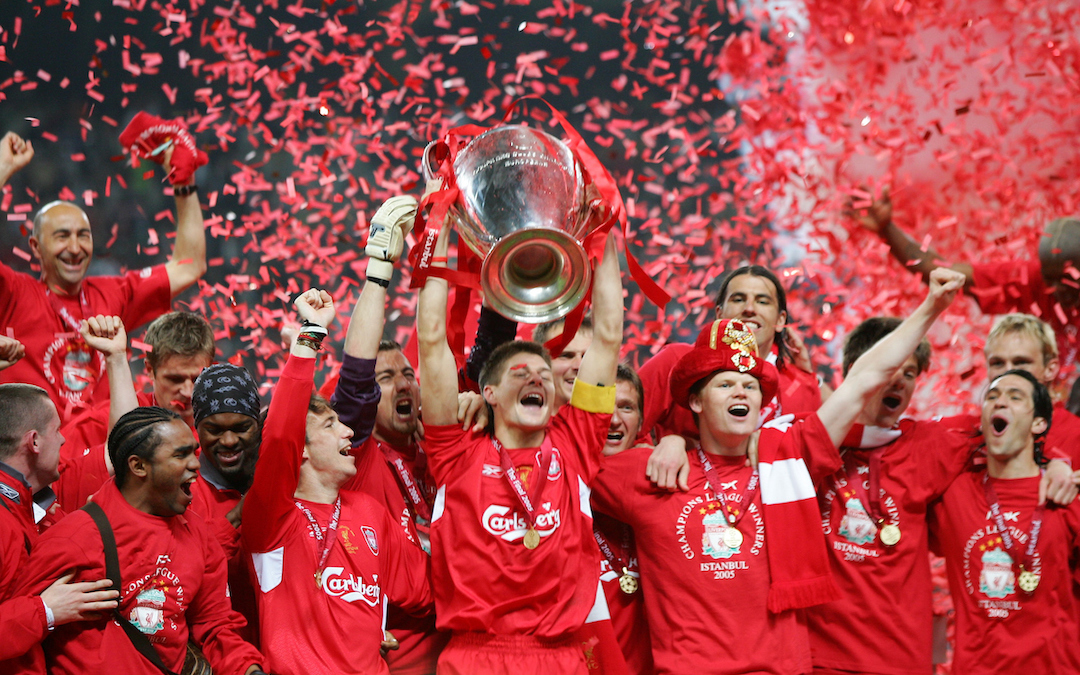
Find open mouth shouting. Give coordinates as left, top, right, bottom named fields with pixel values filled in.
left=882, top=394, right=903, bottom=412
left=990, top=414, right=1009, bottom=437
left=521, top=392, right=546, bottom=409
left=180, top=476, right=197, bottom=500
left=394, top=397, right=414, bottom=419
left=728, top=403, right=751, bottom=418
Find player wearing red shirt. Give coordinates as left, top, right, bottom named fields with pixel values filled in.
left=640, top=265, right=822, bottom=491
left=332, top=195, right=449, bottom=675
left=590, top=365, right=653, bottom=675
left=0, top=131, right=209, bottom=420
left=591, top=270, right=965, bottom=675
left=931, top=370, right=1080, bottom=672
left=189, top=361, right=264, bottom=644
left=805, top=317, right=977, bottom=674
left=0, top=383, right=118, bottom=669
left=984, top=313, right=1080, bottom=465
left=59, top=311, right=215, bottom=458
left=11, top=405, right=266, bottom=675
left=243, top=288, right=432, bottom=675
left=416, top=225, right=623, bottom=674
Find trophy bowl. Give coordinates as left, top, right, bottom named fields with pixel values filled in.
left=424, top=124, right=593, bottom=323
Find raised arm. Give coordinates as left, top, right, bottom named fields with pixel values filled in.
left=817, top=268, right=965, bottom=447
left=575, top=232, right=623, bottom=389
left=243, top=289, right=336, bottom=551
left=333, top=197, right=416, bottom=442
left=849, top=190, right=974, bottom=288
left=79, top=315, right=137, bottom=475
left=0, top=132, right=33, bottom=191
left=416, top=225, right=459, bottom=427
left=162, top=146, right=208, bottom=297
left=344, top=196, right=416, bottom=358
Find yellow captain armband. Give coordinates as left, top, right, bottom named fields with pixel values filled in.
left=570, top=380, right=616, bottom=414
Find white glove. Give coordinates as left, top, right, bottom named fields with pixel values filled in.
left=365, top=195, right=418, bottom=282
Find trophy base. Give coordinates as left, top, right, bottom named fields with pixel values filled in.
left=481, top=228, right=591, bottom=324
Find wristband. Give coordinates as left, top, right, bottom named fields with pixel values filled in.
left=41, top=597, right=55, bottom=631
left=367, top=275, right=390, bottom=288
left=172, top=184, right=198, bottom=197
left=296, top=335, right=324, bottom=352
left=300, top=320, right=328, bottom=333
left=366, top=258, right=394, bottom=283
left=298, top=324, right=328, bottom=339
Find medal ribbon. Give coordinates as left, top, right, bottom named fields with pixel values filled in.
left=982, top=473, right=1045, bottom=578
left=696, top=449, right=759, bottom=529
left=45, top=288, right=92, bottom=332
left=378, top=441, right=432, bottom=522
left=294, top=497, right=342, bottom=574
left=494, top=438, right=554, bottom=533
left=843, top=449, right=889, bottom=527
left=593, top=522, right=632, bottom=575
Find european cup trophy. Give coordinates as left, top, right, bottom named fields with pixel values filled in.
left=422, top=124, right=598, bottom=323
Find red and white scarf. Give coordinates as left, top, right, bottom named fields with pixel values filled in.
left=757, top=414, right=841, bottom=612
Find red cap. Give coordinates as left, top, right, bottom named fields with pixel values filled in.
left=670, top=319, right=779, bottom=410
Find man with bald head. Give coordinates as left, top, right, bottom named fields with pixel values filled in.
left=0, top=130, right=208, bottom=420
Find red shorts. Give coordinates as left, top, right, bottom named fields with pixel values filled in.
left=437, top=633, right=588, bottom=675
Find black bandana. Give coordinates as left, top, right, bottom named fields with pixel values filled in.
left=193, top=363, right=260, bottom=426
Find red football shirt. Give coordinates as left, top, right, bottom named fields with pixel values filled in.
left=54, top=443, right=111, bottom=513
left=12, top=480, right=262, bottom=675
left=931, top=470, right=1080, bottom=673
left=807, top=418, right=976, bottom=674
left=243, top=355, right=431, bottom=675
left=594, top=511, right=653, bottom=675
left=424, top=384, right=611, bottom=638
left=0, top=263, right=171, bottom=420
left=971, top=260, right=1079, bottom=378
left=591, top=415, right=836, bottom=675
left=0, top=465, right=47, bottom=669
left=343, top=436, right=448, bottom=675
left=1046, top=403, right=1080, bottom=464
left=59, top=391, right=157, bottom=462
left=639, top=342, right=821, bottom=442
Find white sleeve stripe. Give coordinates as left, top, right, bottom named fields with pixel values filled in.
left=251, top=547, right=285, bottom=593
left=759, top=457, right=815, bottom=504
left=578, top=476, right=592, bottom=519
left=584, top=578, right=610, bottom=623
left=432, top=484, right=446, bottom=522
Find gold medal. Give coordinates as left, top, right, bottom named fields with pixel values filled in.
left=314, top=569, right=323, bottom=589
left=1018, top=569, right=1040, bottom=593
left=722, top=527, right=744, bottom=549
left=523, top=527, right=541, bottom=550
left=879, top=523, right=901, bottom=547
left=619, top=568, right=639, bottom=594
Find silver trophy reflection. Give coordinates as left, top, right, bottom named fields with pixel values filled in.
left=423, top=125, right=598, bottom=323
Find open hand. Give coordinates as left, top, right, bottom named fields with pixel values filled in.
left=40, top=573, right=119, bottom=625
left=844, top=187, right=891, bottom=234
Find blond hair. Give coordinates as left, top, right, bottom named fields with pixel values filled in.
left=986, top=313, right=1058, bottom=365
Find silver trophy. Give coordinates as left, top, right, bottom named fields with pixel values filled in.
left=422, top=125, right=595, bottom=323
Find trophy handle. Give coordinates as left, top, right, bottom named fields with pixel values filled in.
left=421, top=140, right=444, bottom=182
